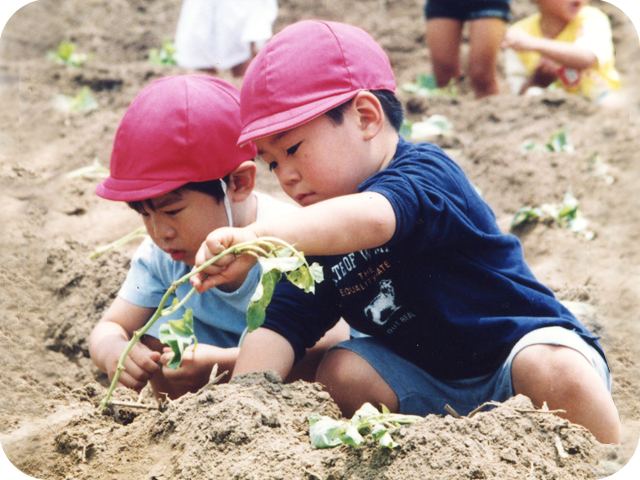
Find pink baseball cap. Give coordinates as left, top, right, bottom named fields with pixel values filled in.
left=96, top=75, right=257, bottom=202
left=237, top=20, right=397, bottom=146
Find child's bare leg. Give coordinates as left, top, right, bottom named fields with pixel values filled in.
left=426, top=18, right=463, bottom=89
left=315, top=348, right=398, bottom=418
left=286, top=319, right=350, bottom=383
left=467, top=17, right=505, bottom=98
left=511, top=344, right=620, bottom=444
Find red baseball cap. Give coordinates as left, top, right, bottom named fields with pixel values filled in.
left=96, top=75, right=257, bottom=202
left=237, top=20, right=396, bottom=146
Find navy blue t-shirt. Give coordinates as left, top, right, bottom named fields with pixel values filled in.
left=262, top=138, right=604, bottom=380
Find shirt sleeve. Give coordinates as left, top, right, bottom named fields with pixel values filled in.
left=362, top=143, right=491, bottom=251
left=117, top=238, right=173, bottom=308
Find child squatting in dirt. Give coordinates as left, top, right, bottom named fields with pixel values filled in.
left=190, top=20, right=621, bottom=444
left=502, top=0, right=620, bottom=102
left=88, top=75, right=349, bottom=400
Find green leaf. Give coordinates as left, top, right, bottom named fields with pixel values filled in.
left=246, top=269, right=281, bottom=331
left=158, top=309, right=197, bottom=369
left=309, top=413, right=345, bottom=448
left=47, top=41, right=89, bottom=66
left=339, top=424, right=364, bottom=448
left=400, top=73, right=457, bottom=97
left=308, top=402, right=421, bottom=450
left=545, top=126, right=574, bottom=153
left=258, top=255, right=304, bottom=274
left=148, top=39, right=178, bottom=66
left=399, top=120, right=413, bottom=138
left=54, top=86, right=98, bottom=113
left=378, top=431, right=399, bottom=449
left=511, top=206, right=542, bottom=228
left=308, top=262, right=324, bottom=283
left=408, top=115, right=453, bottom=141
left=417, top=73, right=438, bottom=90
left=521, top=140, right=538, bottom=152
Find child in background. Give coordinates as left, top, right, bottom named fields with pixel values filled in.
left=191, top=20, right=620, bottom=444
left=174, top=0, right=278, bottom=77
left=88, top=75, right=349, bottom=400
left=502, top=0, right=620, bottom=101
left=424, top=0, right=511, bottom=97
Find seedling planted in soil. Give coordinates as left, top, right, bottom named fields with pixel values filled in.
left=98, top=237, right=323, bottom=413
left=310, top=402, right=422, bottom=449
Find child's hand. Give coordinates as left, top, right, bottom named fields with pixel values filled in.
left=531, top=58, right=559, bottom=87
left=159, top=345, right=228, bottom=391
left=502, top=29, right=538, bottom=51
left=190, top=227, right=259, bottom=293
left=105, top=339, right=161, bottom=392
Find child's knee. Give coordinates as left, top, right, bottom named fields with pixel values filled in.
left=512, top=344, right=603, bottom=399
left=315, top=348, right=359, bottom=388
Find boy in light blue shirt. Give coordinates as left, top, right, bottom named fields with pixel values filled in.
left=88, top=75, right=349, bottom=399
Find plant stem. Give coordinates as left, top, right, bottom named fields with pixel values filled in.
left=98, top=237, right=291, bottom=413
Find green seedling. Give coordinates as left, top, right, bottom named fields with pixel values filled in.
left=586, top=152, right=615, bottom=185
left=54, top=85, right=98, bottom=113
left=98, top=237, right=323, bottom=413
left=158, top=309, right=197, bottom=369
left=511, top=189, right=594, bottom=240
left=47, top=41, right=90, bottom=66
left=521, top=126, right=574, bottom=153
left=401, top=115, right=453, bottom=142
left=66, top=158, right=110, bottom=180
left=148, top=39, right=178, bottom=66
left=88, top=226, right=148, bottom=259
left=309, top=402, right=422, bottom=449
left=401, top=73, right=457, bottom=98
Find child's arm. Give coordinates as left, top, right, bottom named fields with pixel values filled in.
left=88, top=296, right=160, bottom=392
left=191, top=192, right=396, bottom=292
left=502, top=29, right=596, bottom=70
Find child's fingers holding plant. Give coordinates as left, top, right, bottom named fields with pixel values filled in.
left=191, top=227, right=260, bottom=293
left=108, top=342, right=161, bottom=392
left=159, top=345, right=217, bottom=390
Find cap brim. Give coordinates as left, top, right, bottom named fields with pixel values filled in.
left=95, top=176, right=188, bottom=202
left=237, top=90, right=361, bottom=146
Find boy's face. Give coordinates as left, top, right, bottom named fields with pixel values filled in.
left=138, top=189, right=228, bottom=266
left=537, top=0, right=588, bottom=22
left=254, top=110, right=379, bottom=206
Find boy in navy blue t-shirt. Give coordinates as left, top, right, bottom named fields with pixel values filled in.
left=191, top=20, right=620, bottom=444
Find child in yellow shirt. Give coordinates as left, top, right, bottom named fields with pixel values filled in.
left=502, top=0, right=619, bottom=101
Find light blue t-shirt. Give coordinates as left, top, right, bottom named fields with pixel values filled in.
left=118, top=191, right=297, bottom=348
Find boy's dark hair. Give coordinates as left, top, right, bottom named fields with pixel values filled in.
left=127, top=177, right=228, bottom=213
left=325, top=90, right=404, bottom=132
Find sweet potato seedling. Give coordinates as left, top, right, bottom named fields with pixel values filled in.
left=98, top=237, right=323, bottom=413
left=148, top=39, right=178, bottom=66
left=309, top=402, right=422, bottom=449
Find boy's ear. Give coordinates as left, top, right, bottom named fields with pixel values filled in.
left=352, top=91, right=385, bottom=141
left=227, top=160, right=257, bottom=202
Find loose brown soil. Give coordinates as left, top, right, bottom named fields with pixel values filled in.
left=1, top=1, right=639, bottom=479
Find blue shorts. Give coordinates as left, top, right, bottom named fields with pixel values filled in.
left=332, top=326, right=611, bottom=417
left=424, top=0, right=511, bottom=22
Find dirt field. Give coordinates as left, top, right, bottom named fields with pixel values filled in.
left=1, top=0, right=639, bottom=478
